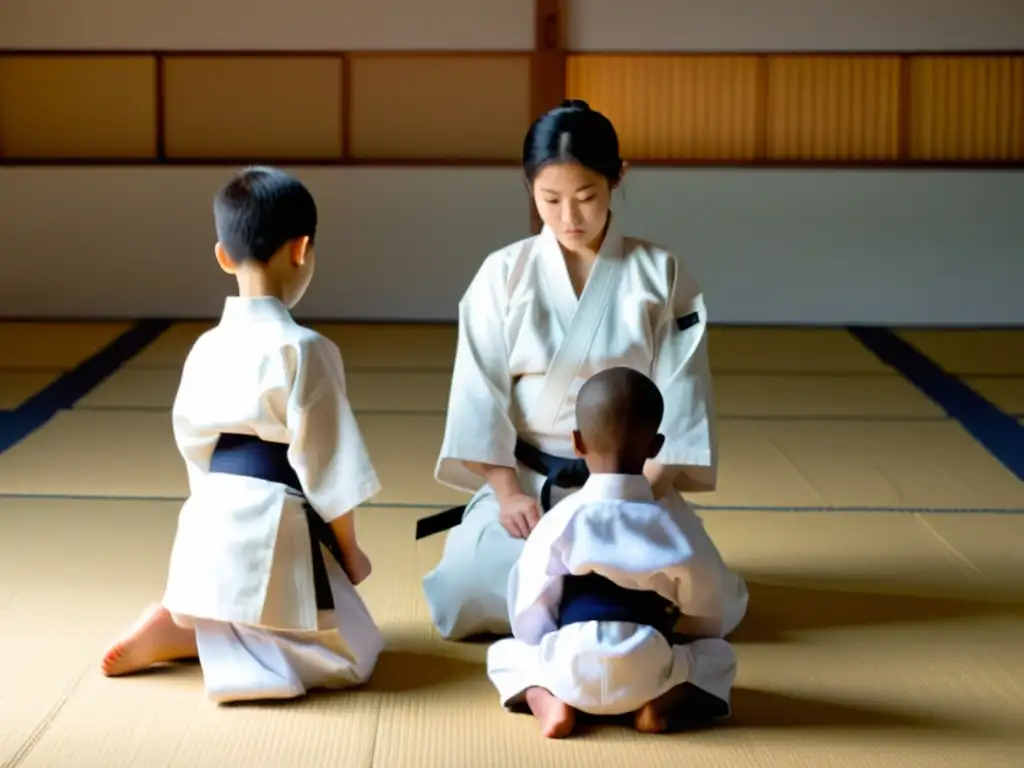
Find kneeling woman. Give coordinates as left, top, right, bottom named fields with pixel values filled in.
left=420, top=100, right=748, bottom=642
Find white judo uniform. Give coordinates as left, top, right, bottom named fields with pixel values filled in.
left=160, top=296, right=384, bottom=703
left=487, top=473, right=746, bottom=717
left=422, top=217, right=745, bottom=640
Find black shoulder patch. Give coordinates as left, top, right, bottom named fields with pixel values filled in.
left=676, top=311, right=700, bottom=331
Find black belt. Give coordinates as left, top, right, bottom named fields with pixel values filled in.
left=414, top=438, right=590, bottom=540
left=557, top=572, right=681, bottom=639
left=209, top=433, right=343, bottom=611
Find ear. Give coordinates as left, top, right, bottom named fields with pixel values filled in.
left=288, top=236, right=310, bottom=267
left=214, top=242, right=236, bottom=275
left=571, top=430, right=586, bottom=458
left=647, top=433, right=665, bottom=459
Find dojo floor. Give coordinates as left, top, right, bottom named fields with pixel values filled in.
left=1, top=322, right=1023, bottom=768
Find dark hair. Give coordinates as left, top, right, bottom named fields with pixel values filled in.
left=522, top=99, right=623, bottom=185
left=213, top=166, right=318, bottom=264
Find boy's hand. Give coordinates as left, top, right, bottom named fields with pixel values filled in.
left=341, top=547, right=372, bottom=586
left=498, top=492, right=542, bottom=539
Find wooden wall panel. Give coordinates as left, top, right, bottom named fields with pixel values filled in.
left=566, top=55, right=760, bottom=160
left=0, top=55, right=156, bottom=159
left=162, top=56, right=343, bottom=160
left=348, top=55, right=530, bottom=160
left=765, top=55, right=901, bottom=161
left=908, top=55, right=1024, bottom=161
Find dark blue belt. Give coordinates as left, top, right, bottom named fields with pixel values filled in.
left=414, top=438, right=590, bottom=540
left=209, top=433, right=342, bottom=611
left=558, top=572, right=681, bottom=639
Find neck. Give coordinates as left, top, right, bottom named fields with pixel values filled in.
left=235, top=266, right=287, bottom=303
left=583, top=453, right=646, bottom=476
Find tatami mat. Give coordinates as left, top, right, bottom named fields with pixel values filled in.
left=963, top=376, right=1024, bottom=416
left=1, top=500, right=1022, bottom=767
left=899, top=329, right=1024, bottom=376
left=0, top=322, right=130, bottom=370
left=707, top=328, right=890, bottom=373
left=78, top=368, right=455, bottom=414
left=711, top=373, right=942, bottom=418
left=1, top=321, right=1023, bottom=766
left=78, top=367, right=943, bottom=419
left=0, top=371, right=58, bottom=409
left=2, top=408, right=1021, bottom=511
left=123, top=322, right=893, bottom=375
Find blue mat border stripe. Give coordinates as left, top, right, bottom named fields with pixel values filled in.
left=849, top=326, right=1024, bottom=482
left=0, top=320, right=172, bottom=454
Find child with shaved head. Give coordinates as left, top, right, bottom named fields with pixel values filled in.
left=486, top=367, right=746, bottom=738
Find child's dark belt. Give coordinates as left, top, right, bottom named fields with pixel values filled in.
left=414, top=438, right=590, bottom=540
left=557, top=572, right=682, bottom=641
left=208, top=432, right=342, bottom=611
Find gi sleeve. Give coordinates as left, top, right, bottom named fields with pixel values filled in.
left=507, top=509, right=571, bottom=645
left=435, top=254, right=518, bottom=493
left=286, top=338, right=382, bottom=523
left=650, top=253, right=717, bottom=493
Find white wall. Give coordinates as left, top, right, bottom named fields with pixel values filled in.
left=1, top=0, right=1022, bottom=326
left=568, top=0, right=1024, bottom=52
left=0, top=0, right=533, bottom=51
left=0, top=167, right=1021, bottom=325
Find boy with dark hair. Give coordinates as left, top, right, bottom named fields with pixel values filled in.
left=101, top=166, right=383, bottom=704
left=486, top=367, right=746, bottom=737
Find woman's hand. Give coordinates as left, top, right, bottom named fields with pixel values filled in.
left=498, top=492, right=542, bottom=539
left=468, top=462, right=540, bottom=538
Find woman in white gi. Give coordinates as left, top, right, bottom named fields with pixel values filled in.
left=421, top=100, right=748, bottom=642
left=100, top=167, right=383, bottom=703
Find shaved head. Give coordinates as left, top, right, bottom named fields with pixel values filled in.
left=575, top=367, right=664, bottom=456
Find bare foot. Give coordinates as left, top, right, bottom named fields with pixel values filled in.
left=634, top=701, right=670, bottom=733
left=342, top=548, right=372, bottom=586
left=101, top=604, right=198, bottom=677
left=634, top=683, right=728, bottom=733
left=525, top=687, right=576, bottom=738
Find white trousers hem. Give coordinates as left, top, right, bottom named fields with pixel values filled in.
left=191, top=549, right=383, bottom=704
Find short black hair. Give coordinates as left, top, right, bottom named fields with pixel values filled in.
left=523, top=99, right=623, bottom=185
left=213, top=166, right=318, bottom=265
left=576, top=367, right=664, bottom=454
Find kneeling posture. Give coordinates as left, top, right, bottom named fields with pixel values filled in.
left=100, top=167, right=383, bottom=703
left=487, top=367, right=747, bottom=737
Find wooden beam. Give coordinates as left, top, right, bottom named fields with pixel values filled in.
left=529, top=0, right=566, bottom=233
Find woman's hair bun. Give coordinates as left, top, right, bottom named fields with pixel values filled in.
left=559, top=99, right=590, bottom=111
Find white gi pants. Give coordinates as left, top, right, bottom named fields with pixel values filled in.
left=487, top=621, right=737, bottom=717
left=193, top=544, right=383, bottom=704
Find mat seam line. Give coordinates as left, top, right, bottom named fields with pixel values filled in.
left=911, top=513, right=991, bottom=585
left=0, top=492, right=1021, bottom=514
left=0, top=668, right=89, bottom=768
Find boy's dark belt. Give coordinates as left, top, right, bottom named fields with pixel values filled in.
left=208, top=432, right=343, bottom=611
left=557, top=572, right=682, bottom=640
left=414, top=438, right=590, bottom=540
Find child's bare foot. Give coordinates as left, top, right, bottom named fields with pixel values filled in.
left=342, top=548, right=372, bottom=586
left=524, top=687, right=575, bottom=738
left=634, top=701, right=670, bottom=733
left=634, top=683, right=728, bottom=733
left=101, top=604, right=198, bottom=677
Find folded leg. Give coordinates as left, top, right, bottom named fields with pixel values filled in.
left=196, top=545, right=383, bottom=704
left=486, top=636, right=545, bottom=709
left=422, top=492, right=525, bottom=640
